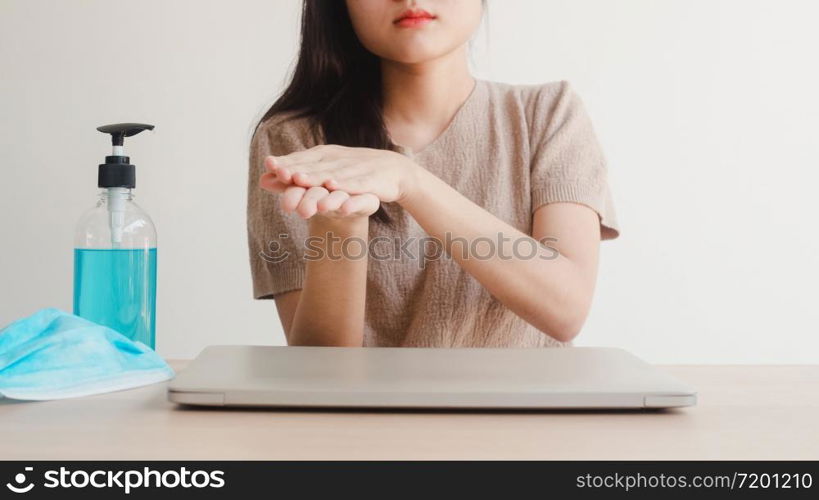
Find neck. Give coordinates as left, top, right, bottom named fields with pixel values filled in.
left=381, top=47, right=475, bottom=150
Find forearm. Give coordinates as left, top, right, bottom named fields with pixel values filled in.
left=399, top=170, right=595, bottom=341
left=288, top=215, right=369, bottom=346
left=266, top=144, right=599, bottom=341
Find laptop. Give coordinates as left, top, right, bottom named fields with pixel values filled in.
left=168, top=345, right=695, bottom=409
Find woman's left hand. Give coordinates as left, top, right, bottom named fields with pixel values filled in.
left=263, top=145, right=420, bottom=203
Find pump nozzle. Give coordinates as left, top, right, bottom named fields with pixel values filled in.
left=97, top=123, right=154, bottom=155
left=96, top=123, right=154, bottom=246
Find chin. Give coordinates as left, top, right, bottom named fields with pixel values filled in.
left=382, top=43, right=453, bottom=65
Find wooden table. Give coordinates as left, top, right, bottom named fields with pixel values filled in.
left=1, top=363, right=817, bottom=460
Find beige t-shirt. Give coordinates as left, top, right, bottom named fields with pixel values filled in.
left=247, top=79, right=619, bottom=347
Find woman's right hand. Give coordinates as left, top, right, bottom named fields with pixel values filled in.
left=260, top=173, right=379, bottom=219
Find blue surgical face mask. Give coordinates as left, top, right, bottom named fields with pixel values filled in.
left=0, top=308, right=174, bottom=400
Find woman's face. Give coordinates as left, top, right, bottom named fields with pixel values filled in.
left=345, top=0, right=483, bottom=64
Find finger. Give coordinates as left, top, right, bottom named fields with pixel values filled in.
left=267, top=162, right=294, bottom=184
left=290, top=160, right=353, bottom=187
left=263, top=155, right=278, bottom=172
left=296, top=186, right=331, bottom=219
left=280, top=186, right=307, bottom=213
left=293, top=170, right=340, bottom=188
left=275, top=166, right=294, bottom=184
left=296, top=165, right=364, bottom=191
left=263, top=156, right=292, bottom=184
left=316, top=190, right=350, bottom=213
left=340, top=193, right=380, bottom=216
left=267, top=150, right=329, bottom=183
left=259, top=173, right=289, bottom=193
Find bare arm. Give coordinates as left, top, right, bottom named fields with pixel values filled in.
left=268, top=146, right=601, bottom=343
left=259, top=170, right=378, bottom=346
left=399, top=168, right=600, bottom=342
left=274, top=215, right=369, bottom=346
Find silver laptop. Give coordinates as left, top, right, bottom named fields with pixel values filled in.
left=168, top=346, right=695, bottom=409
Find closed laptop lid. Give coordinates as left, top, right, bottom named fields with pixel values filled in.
left=168, top=346, right=696, bottom=409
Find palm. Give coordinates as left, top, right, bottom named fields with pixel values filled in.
left=259, top=173, right=378, bottom=219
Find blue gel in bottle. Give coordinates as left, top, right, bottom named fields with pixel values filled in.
left=73, top=248, right=157, bottom=348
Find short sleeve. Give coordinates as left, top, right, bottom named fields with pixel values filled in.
left=529, top=82, right=619, bottom=240
left=246, top=114, right=317, bottom=299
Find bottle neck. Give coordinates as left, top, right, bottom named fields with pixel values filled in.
left=98, top=187, right=133, bottom=202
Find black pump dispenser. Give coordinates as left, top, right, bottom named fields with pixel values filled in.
left=96, top=123, right=154, bottom=188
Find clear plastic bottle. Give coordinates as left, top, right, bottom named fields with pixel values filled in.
left=73, top=124, right=158, bottom=348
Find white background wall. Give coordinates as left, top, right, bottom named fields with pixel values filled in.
left=2, top=0, right=817, bottom=363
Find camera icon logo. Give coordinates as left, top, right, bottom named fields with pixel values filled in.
left=6, top=467, right=35, bottom=494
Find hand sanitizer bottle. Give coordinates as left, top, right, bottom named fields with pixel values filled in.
left=73, top=123, right=158, bottom=348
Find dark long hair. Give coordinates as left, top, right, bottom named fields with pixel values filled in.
left=257, top=0, right=392, bottom=222
left=260, top=0, right=390, bottom=145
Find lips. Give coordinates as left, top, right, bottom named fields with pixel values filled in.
left=394, top=8, right=436, bottom=28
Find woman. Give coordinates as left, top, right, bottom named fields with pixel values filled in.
left=248, top=0, right=619, bottom=347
